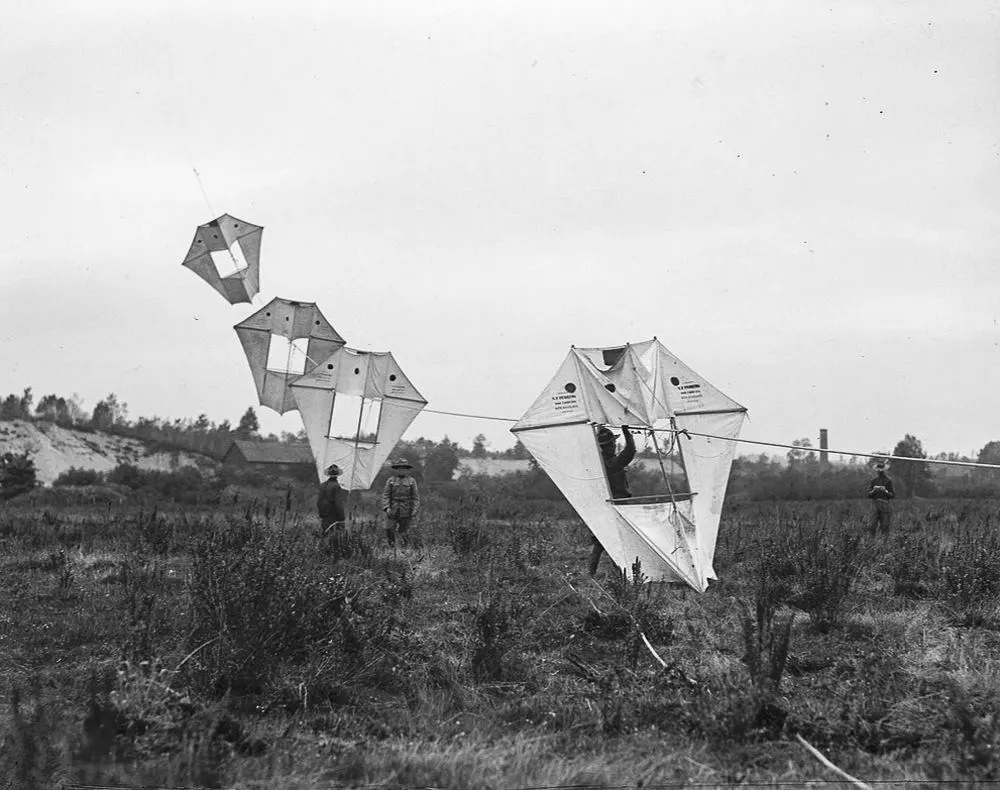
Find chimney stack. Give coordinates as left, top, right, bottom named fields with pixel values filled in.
left=819, top=429, right=829, bottom=467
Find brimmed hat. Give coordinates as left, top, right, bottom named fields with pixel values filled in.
left=325, top=463, right=342, bottom=476
left=390, top=457, right=413, bottom=470
left=596, top=426, right=616, bottom=446
left=874, top=462, right=887, bottom=472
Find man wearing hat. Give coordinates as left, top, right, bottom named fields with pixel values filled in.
left=382, top=458, right=420, bottom=546
left=589, top=425, right=636, bottom=576
left=867, top=460, right=896, bottom=534
left=317, top=463, right=347, bottom=533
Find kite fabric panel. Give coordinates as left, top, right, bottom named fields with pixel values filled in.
left=289, top=347, right=428, bottom=489
left=234, top=297, right=346, bottom=415
left=181, top=214, right=263, bottom=304
left=512, top=339, right=747, bottom=592
left=516, top=422, right=684, bottom=582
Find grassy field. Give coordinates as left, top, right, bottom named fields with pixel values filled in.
left=2, top=484, right=1000, bottom=788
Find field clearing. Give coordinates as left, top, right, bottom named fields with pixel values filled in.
left=2, top=488, right=1000, bottom=788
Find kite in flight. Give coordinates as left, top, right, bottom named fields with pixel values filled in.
left=290, top=346, right=427, bottom=489
left=181, top=214, right=262, bottom=304
left=234, top=297, right=346, bottom=415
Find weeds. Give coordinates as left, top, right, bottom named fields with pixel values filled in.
left=793, top=525, right=867, bottom=632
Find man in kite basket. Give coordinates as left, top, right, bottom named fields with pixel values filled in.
left=589, top=425, right=636, bottom=576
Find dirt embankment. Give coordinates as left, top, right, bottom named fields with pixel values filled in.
left=0, top=419, right=217, bottom=485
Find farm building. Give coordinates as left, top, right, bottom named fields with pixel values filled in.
left=222, top=440, right=314, bottom=476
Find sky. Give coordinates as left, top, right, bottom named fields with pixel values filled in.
left=2, top=0, right=998, bottom=460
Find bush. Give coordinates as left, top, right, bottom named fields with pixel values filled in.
left=938, top=527, right=1000, bottom=627
left=792, top=525, right=867, bottom=632
left=52, top=467, right=104, bottom=487
left=185, top=520, right=410, bottom=701
left=0, top=451, right=37, bottom=500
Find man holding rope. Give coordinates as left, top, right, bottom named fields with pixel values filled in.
left=317, top=463, right=347, bottom=535
left=866, top=461, right=895, bottom=534
left=589, top=425, right=635, bottom=576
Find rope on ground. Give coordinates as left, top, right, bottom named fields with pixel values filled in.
left=795, top=733, right=873, bottom=790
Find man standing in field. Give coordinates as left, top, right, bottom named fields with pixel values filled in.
left=867, top=461, right=896, bottom=534
left=382, top=458, right=420, bottom=547
left=589, top=425, right=636, bottom=576
left=317, top=463, right=347, bottom=534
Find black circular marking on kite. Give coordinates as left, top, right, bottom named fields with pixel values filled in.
left=354, top=368, right=360, bottom=374
left=605, top=383, right=616, bottom=392
left=265, top=312, right=271, bottom=317
left=315, top=320, right=320, bottom=325
left=564, top=383, right=577, bottom=393
left=670, top=376, right=680, bottom=386
left=327, top=364, right=334, bottom=370
left=389, top=374, right=397, bottom=381
left=213, top=234, right=218, bottom=239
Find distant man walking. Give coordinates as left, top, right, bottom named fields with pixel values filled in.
left=867, top=461, right=895, bottom=534
left=317, top=463, right=347, bottom=534
left=382, top=458, right=420, bottom=547
left=589, top=425, right=636, bottom=576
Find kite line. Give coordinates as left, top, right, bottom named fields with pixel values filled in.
left=412, top=406, right=1000, bottom=472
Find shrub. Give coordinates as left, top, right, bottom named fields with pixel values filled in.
left=52, top=467, right=104, bottom=487
left=185, top=520, right=409, bottom=701
left=470, top=585, right=525, bottom=682
left=938, top=528, right=1000, bottom=627
left=740, top=542, right=795, bottom=697
left=792, top=525, right=867, bottom=632
left=0, top=451, right=37, bottom=500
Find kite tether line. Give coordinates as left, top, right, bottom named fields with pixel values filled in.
left=412, top=407, right=1000, bottom=472
left=191, top=167, right=255, bottom=298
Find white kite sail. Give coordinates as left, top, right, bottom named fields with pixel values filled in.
left=512, top=339, right=746, bottom=592
left=181, top=214, right=263, bottom=304
left=234, top=298, right=346, bottom=415
left=290, top=347, right=427, bottom=489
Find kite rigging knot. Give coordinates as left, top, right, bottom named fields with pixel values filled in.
left=677, top=428, right=692, bottom=441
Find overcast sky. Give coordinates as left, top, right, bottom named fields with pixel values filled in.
left=2, top=1, right=998, bottom=459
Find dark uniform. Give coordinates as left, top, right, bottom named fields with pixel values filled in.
left=382, top=458, right=420, bottom=546
left=589, top=426, right=636, bottom=576
left=317, top=466, right=346, bottom=532
left=867, top=467, right=895, bottom=534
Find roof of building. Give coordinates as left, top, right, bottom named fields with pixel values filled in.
left=223, top=440, right=314, bottom=465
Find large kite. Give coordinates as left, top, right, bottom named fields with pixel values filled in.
left=512, top=339, right=746, bottom=592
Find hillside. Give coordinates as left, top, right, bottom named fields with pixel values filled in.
left=0, top=419, right=217, bottom=485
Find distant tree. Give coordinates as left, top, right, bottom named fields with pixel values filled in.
left=471, top=433, right=488, bottom=458
left=503, top=439, right=530, bottom=460
left=890, top=434, right=933, bottom=497
left=35, top=394, right=73, bottom=425
left=0, top=394, right=20, bottom=420
left=424, top=437, right=460, bottom=483
left=66, top=394, right=87, bottom=425
left=0, top=451, right=36, bottom=499
left=787, top=438, right=816, bottom=467
left=193, top=413, right=212, bottom=432
left=91, top=393, right=129, bottom=430
left=0, top=389, right=33, bottom=421
left=977, top=441, right=1000, bottom=481
left=19, top=387, right=33, bottom=418
left=236, top=408, right=260, bottom=439
left=978, top=441, right=1000, bottom=466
